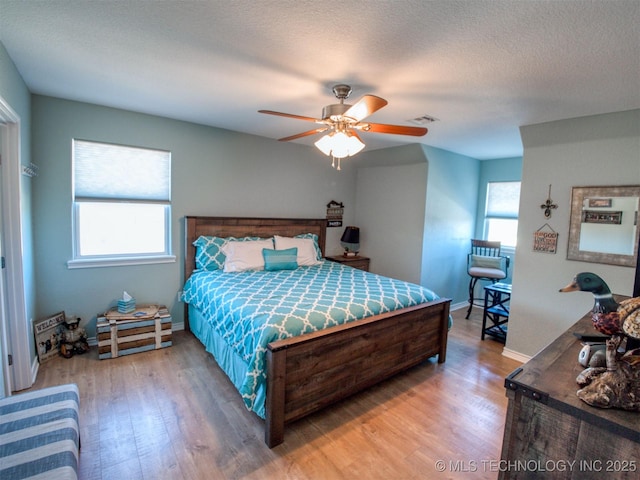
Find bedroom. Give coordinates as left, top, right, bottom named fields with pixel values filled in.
left=0, top=0, right=639, bottom=477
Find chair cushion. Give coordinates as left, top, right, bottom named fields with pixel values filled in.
left=469, top=266, right=507, bottom=279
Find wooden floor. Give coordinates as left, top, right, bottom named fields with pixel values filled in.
left=30, top=306, right=522, bottom=480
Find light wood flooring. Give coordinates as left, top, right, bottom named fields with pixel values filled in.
left=30, top=306, right=522, bottom=480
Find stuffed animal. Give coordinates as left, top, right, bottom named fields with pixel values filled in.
left=60, top=317, right=89, bottom=358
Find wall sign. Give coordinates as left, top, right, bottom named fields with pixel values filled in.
left=326, top=200, right=344, bottom=227
left=533, top=224, right=558, bottom=254
left=33, top=311, right=66, bottom=363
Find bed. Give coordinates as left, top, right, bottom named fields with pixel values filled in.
left=182, top=216, right=451, bottom=447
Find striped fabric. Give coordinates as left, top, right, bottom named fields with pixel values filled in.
left=0, top=383, right=79, bottom=480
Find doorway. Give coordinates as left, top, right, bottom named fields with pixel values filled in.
left=0, top=96, right=31, bottom=395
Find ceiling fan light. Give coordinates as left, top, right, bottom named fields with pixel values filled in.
left=314, top=134, right=334, bottom=156
left=314, top=129, right=366, bottom=162
left=330, top=131, right=351, bottom=158
left=346, top=133, right=365, bottom=155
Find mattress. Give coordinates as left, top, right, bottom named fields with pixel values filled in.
left=182, top=260, right=442, bottom=418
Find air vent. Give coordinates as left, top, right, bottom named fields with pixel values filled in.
left=408, top=115, right=438, bottom=125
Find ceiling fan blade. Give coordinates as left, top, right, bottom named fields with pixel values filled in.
left=364, top=122, right=428, bottom=137
left=278, top=127, right=329, bottom=142
left=343, top=95, right=388, bottom=121
left=258, top=110, right=319, bottom=122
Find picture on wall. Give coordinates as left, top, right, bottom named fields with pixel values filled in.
left=582, top=210, right=623, bottom=225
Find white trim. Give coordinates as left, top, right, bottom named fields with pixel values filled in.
left=172, top=321, right=184, bottom=332
left=0, top=96, right=32, bottom=392
left=67, top=254, right=176, bottom=269
left=501, top=347, right=530, bottom=364
left=31, top=354, right=39, bottom=385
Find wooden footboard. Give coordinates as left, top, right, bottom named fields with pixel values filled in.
left=265, top=297, right=450, bottom=447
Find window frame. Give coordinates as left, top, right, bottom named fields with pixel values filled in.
left=67, top=139, right=175, bottom=269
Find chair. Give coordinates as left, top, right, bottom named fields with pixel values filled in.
left=466, top=239, right=510, bottom=319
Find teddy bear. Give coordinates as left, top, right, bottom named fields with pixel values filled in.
left=60, top=317, right=89, bottom=358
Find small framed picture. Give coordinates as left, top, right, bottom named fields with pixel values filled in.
left=33, top=311, right=65, bottom=363
left=588, top=198, right=612, bottom=208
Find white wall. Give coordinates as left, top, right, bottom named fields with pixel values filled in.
left=421, top=145, right=480, bottom=304
left=353, top=143, right=480, bottom=304
left=31, top=95, right=357, bottom=338
left=507, top=109, right=640, bottom=358
left=355, top=159, right=427, bottom=283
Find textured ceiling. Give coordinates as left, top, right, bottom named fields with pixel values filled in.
left=1, top=0, right=638, bottom=159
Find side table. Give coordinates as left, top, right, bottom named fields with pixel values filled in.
left=325, top=255, right=370, bottom=272
left=482, top=283, right=511, bottom=342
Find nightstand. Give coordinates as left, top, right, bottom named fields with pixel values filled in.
left=325, top=255, right=370, bottom=272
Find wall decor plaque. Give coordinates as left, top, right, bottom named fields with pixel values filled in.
left=33, top=311, right=65, bottom=363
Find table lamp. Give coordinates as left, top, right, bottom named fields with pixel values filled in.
left=340, top=226, right=360, bottom=257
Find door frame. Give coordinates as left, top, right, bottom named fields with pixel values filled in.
left=0, top=96, right=31, bottom=393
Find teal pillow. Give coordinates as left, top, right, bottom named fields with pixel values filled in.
left=194, top=235, right=266, bottom=270
left=194, top=236, right=227, bottom=270
left=263, top=247, right=298, bottom=271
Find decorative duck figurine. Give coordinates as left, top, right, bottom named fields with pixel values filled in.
left=559, top=272, right=640, bottom=340
left=560, top=272, right=640, bottom=411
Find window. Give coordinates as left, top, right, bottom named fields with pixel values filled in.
left=69, top=139, right=174, bottom=268
left=485, top=181, right=521, bottom=248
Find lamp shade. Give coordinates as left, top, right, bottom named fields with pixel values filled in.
left=340, top=226, right=360, bottom=255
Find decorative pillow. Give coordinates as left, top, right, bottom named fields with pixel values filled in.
left=221, top=239, right=274, bottom=273
left=470, top=254, right=503, bottom=270
left=274, top=235, right=322, bottom=266
left=193, top=235, right=265, bottom=270
left=294, top=233, right=322, bottom=260
left=263, top=247, right=298, bottom=271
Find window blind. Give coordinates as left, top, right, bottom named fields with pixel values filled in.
left=486, top=181, right=521, bottom=219
left=73, top=140, right=171, bottom=201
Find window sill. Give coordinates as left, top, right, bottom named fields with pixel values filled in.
left=67, top=254, right=176, bottom=269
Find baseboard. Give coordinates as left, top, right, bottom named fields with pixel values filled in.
left=501, top=347, right=530, bottom=364
left=31, top=355, right=39, bottom=385
left=450, top=301, right=470, bottom=311
left=173, top=321, right=184, bottom=332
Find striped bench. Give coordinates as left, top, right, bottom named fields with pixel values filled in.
left=0, top=383, right=80, bottom=480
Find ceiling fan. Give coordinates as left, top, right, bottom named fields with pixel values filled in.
left=259, top=84, right=428, bottom=169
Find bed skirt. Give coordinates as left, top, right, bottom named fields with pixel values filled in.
left=188, top=304, right=267, bottom=418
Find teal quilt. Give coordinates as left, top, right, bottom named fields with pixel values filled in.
left=181, top=260, right=442, bottom=417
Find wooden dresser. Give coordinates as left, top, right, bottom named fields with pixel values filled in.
left=499, top=310, right=639, bottom=479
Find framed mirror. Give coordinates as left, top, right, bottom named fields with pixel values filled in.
left=567, top=185, right=640, bottom=267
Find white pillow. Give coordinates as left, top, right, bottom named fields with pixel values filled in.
left=221, top=239, right=274, bottom=272
left=274, top=235, right=321, bottom=266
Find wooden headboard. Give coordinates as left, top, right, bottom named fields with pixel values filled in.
left=183, top=216, right=327, bottom=329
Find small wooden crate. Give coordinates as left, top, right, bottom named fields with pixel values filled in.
left=97, top=305, right=172, bottom=360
